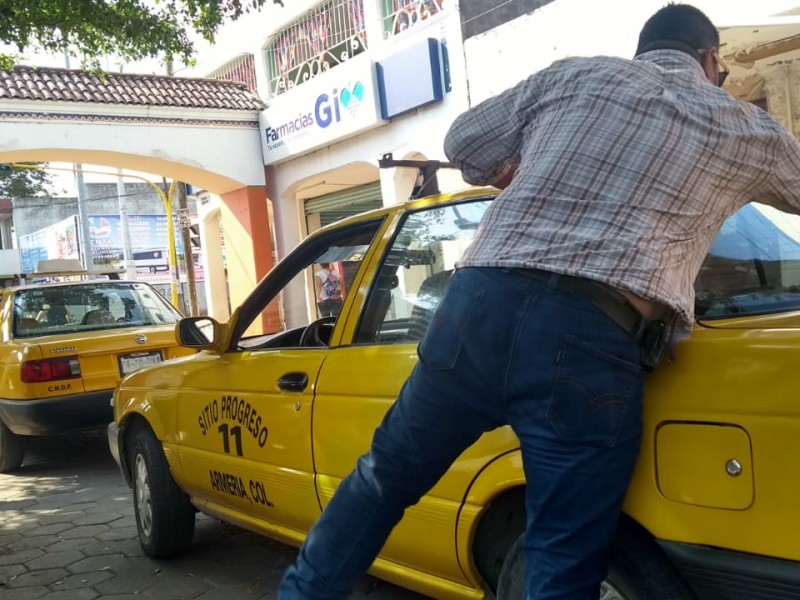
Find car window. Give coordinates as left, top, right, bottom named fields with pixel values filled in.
left=13, top=282, right=182, bottom=338
left=696, top=202, right=800, bottom=319
left=234, top=219, right=384, bottom=350
left=355, top=199, right=492, bottom=344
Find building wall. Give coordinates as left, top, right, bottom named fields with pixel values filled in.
left=188, top=0, right=800, bottom=328
left=12, top=182, right=174, bottom=238
left=460, top=0, right=800, bottom=104
left=462, top=0, right=680, bottom=104
left=192, top=0, right=472, bottom=328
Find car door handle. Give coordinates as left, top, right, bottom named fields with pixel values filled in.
left=277, top=372, right=309, bottom=393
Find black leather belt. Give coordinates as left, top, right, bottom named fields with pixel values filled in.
left=514, top=269, right=646, bottom=339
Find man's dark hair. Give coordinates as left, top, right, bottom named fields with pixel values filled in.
left=636, top=3, right=719, bottom=59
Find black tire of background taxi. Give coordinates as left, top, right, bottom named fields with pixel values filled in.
left=128, top=424, right=196, bottom=557
left=0, top=420, right=25, bottom=473
left=495, top=516, right=697, bottom=599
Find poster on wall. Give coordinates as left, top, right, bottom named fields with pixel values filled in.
left=19, top=216, right=80, bottom=273
left=90, top=214, right=204, bottom=283
left=19, top=215, right=204, bottom=283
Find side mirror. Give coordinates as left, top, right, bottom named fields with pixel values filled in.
left=376, top=273, right=400, bottom=291
left=177, top=316, right=222, bottom=349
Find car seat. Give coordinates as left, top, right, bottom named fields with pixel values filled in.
left=15, top=318, right=42, bottom=335
left=47, top=305, right=68, bottom=325
left=82, top=309, right=116, bottom=325
left=407, top=270, right=454, bottom=341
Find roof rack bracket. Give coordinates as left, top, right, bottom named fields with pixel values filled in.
left=378, top=153, right=456, bottom=199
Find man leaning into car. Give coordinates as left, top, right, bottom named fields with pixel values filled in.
left=279, top=4, right=800, bottom=599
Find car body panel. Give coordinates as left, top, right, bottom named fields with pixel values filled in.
left=455, top=451, right=526, bottom=588
left=112, top=188, right=800, bottom=599
left=173, top=348, right=325, bottom=535
left=1, top=327, right=181, bottom=399
left=0, top=280, right=194, bottom=438
left=625, top=318, right=800, bottom=562
left=314, top=344, right=520, bottom=587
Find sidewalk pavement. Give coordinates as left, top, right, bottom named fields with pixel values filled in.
left=0, top=431, right=427, bottom=600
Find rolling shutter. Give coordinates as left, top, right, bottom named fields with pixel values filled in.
left=304, top=183, right=383, bottom=227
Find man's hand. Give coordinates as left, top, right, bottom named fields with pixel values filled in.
left=493, top=164, right=519, bottom=189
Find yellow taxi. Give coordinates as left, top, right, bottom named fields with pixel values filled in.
left=109, top=182, right=800, bottom=600
left=0, top=276, right=194, bottom=472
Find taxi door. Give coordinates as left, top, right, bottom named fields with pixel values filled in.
left=174, top=217, right=386, bottom=542
left=311, top=198, right=519, bottom=587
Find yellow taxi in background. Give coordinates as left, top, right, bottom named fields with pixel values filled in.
left=110, top=181, right=800, bottom=600
left=0, top=277, right=194, bottom=472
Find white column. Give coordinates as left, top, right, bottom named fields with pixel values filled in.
left=116, top=172, right=137, bottom=280
left=197, top=195, right=230, bottom=322
left=74, top=166, right=94, bottom=270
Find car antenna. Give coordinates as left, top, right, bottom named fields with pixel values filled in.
left=378, top=153, right=457, bottom=199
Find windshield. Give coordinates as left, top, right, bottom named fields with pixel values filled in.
left=13, top=282, right=181, bottom=338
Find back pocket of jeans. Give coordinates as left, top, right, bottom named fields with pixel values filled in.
left=546, top=335, right=643, bottom=448
left=417, top=281, right=484, bottom=371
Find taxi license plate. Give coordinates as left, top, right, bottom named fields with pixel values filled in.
left=118, top=351, right=162, bottom=375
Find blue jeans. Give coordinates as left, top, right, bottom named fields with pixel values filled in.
left=279, top=267, right=645, bottom=600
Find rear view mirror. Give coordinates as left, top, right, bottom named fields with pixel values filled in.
left=178, top=316, right=219, bottom=348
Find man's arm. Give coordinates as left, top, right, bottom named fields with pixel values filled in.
left=314, top=274, right=323, bottom=300
left=764, top=132, right=800, bottom=214
left=443, top=72, right=545, bottom=187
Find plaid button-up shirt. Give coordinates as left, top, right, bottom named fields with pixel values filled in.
left=445, top=50, right=800, bottom=340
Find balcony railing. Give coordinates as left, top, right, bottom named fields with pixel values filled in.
left=206, top=54, right=258, bottom=94
left=265, top=0, right=367, bottom=97
left=383, top=0, right=445, bottom=38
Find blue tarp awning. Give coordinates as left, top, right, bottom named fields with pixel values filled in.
left=708, top=203, right=800, bottom=261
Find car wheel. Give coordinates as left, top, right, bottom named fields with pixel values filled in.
left=496, top=517, right=695, bottom=599
left=129, top=426, right=195, bottom=557
left=0, top=420, right=25, bottom=473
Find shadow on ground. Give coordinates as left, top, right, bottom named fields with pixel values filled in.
left=0, top=431, right=429, bottom=600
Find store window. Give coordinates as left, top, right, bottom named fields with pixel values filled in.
left=304, top=183, right=383, bottom=231
left=265, top=0, right=367, bottom=97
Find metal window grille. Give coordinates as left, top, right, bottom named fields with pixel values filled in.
left=206, top=54, right=259, bottom=93
left=265, top=0, right=367, bottom=97
left=382, top=0, right=445, bottom=38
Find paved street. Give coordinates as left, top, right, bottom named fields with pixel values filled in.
left=0, top=431, right=429, bottom=600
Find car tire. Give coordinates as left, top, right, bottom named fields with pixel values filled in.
left=129, top=425, right=195, bottom=558
left=496, top=517, right=696, bottom=600
left=0, top=420, right=25, bottom=473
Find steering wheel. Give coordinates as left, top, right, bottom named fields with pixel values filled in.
left=299, top=316, right=337, bottom=347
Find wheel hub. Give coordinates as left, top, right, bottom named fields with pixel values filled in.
left=134, top=453, right=153, bottom=537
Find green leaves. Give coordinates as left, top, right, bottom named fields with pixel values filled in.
left=0, top=0, right=283, bottom=70
left=0, top=163, right=55, bottom=198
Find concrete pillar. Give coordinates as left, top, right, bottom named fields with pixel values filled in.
left=219, top=186, right=280, bottom=334
left=0, top=219, right=12, bottom=250
left=197, top=196, right=230, bottom=323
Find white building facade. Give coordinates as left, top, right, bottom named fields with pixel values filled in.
left=199, top=0, right=473, bottom=326
left=201, top=0, right=800, bottom=243
left=195, top=0, right=800, bottom=327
